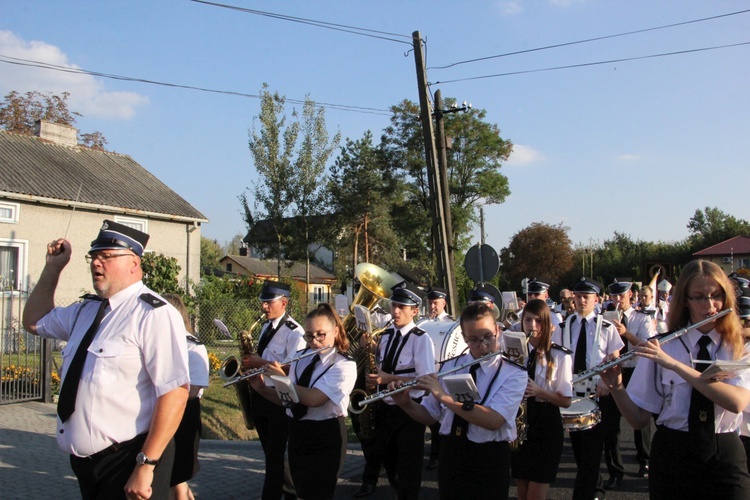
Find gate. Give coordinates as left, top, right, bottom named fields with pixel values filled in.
left=0, top=290, right=49, bottom=405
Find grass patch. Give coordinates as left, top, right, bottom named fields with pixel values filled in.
left=200, top=373, right=257, bottom=441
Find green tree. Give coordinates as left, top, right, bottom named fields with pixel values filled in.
left=241, top=83, right=299, bottom=277
left=499, top=222, right=574, bottom=292
left=141, top=252, right=184, bottom=295
left=0, top=90, right=107, bottom=147
left=287, top=95, right=340, bottom=305
left=201, top=237, right=223, bottom=272
left=687, top=207, right=750, bottom=249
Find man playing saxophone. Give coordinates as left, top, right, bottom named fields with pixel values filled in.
left=390, top=302, right=526, bottom=499
left=241, top=280, right=305, bottom=500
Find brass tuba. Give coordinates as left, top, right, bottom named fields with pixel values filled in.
left=218, top=314, right=265, bottom=430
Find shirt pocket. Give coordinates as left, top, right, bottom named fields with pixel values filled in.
left=660, top=370, right=688, bottom=408
left=87, top=340, right=125, bottom=385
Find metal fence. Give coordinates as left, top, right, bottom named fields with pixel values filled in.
left=0, top=290, right=49, bottom=405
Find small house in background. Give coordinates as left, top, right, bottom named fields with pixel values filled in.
left=219, top=253, right=337, bottom=309
left=0, top=120, right=208, bottom=303
left=693, top=235, right=750, bottom=276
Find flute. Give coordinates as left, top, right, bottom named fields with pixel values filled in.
left=358, top=349, right=509, bottom=408
left=571, top=308, right=732, bottom=385
left=222, top=345, right=333, bottom=387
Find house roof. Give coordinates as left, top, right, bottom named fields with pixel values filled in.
left=221, top=254, right=336, bottom=281
left=0, top=129, right=207, bottom=221
left=693, top=235, right=750, bottom=256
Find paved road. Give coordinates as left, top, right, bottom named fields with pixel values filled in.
left=0, top=401, right=649, bottom=499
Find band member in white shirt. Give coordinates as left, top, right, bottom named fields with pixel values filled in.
left=427, top=287, right=453, bottom=322
left=391, top=302, right=526, bottom=499
left=602, top=260, right=750, bottom=499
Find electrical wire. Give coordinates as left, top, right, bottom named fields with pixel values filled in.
left=431, top=8, right=750, bottom=70
left=0, top=54, right=393, bottom=116
left=191, top=0, right=412, bottom=46
left=433, top=41, right=750, bottom=85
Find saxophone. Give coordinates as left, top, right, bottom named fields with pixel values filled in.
left=219, top=314, right=265, bottom=430
left=510, top=399, right=528, bottom=451
left=347, top=315, right=381, bottom=441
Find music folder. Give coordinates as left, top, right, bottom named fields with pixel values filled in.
left=443, top=374, right=480, bottom=404
left=270, top=375, right=299, bottom=407
left=696, top=359, right=750, bottom=381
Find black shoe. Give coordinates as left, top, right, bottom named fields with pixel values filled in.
left=427, top=458, right=439, bottom=470
left=637, top=464, right=649, bottom=477
left=353, top=484, right=377, bottom=498
left=604, top=475, right=622, bottom=490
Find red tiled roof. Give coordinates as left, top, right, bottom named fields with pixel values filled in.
left=693, top=236, right=750, bottom=256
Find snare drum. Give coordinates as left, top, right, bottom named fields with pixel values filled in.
left=560, top=397, right=601, bottom=431
left=416, top=319, right=468, bottom=368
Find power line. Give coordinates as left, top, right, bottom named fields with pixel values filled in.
left=433, top=41, right=750, bottom=85
left=431, top=8, right=750, bottom=70
left=191, top=0, right=412, bottom=46
left=0, top=54, right=393, bottom=116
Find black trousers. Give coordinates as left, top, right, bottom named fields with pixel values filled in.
left=350, top=398, right=382, bottom=486
left=251, top=391, right=293, bottom=500
left=70, top=434, right=175, bottom=500
left=429, top=422, right=442, bottom=460
left=569, top=419, right=605, bottom=500
left=170, top=397, right=202, bottom=485
left=600, top=393, right=624, bottom=479
left=651, top=426, right=750, bottom=499
left=375, top=403, right=426, bottom=500
left=288, top=417, right=347, bottom=500
left=439, top=437, right=510, bottom=500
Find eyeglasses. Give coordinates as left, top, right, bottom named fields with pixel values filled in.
left=303, top=331, right=332, bottom=342
left=85, top=253, right=133, bottom=264
left=687, top=294, right=725, bottom=304
left=465, top=334, right=497, bottom=346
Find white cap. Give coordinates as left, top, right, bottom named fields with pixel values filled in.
left=657, top=279, right=672, bottom=293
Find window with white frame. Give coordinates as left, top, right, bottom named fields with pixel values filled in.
left=0, top=239, right=28, bottom=291
left=313, top=285, right=325, bottom=304
left=738, top=258, right=750, bottom=269
left=114, top=216, right=148, bottom=234
left=0, top=201, right=20, bottom=223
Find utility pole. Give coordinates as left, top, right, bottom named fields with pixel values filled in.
left=412, top=31, right=457, bottom=315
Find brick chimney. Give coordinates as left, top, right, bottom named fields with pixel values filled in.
left=33, top=119, right=78, bottom=147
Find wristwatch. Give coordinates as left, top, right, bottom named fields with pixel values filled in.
left=135, top=451, right=160, bottom=466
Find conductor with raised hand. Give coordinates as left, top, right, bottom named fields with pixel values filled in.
left=22, top=220, right=190, bottom=499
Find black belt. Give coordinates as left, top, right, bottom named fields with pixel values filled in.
left=87, top=433, right=147, bottom=460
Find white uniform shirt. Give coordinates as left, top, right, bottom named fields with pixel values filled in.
left=628, top=328, right=750, bottom=433
left=564, top=312, right=624, bottom=370
left=422, top=352, right=527, bottom=443
left=187, top=335, right=210, bottom=398
left=377, top=321, right=436, bottom=404
left=285, top=348, right=357, bottom=421
left=620, top=308, right=656, bottom=369
left=36, top=281, right=190, bottom=457
left=530, top=347, right=574, bottom=398
left=258, top=314, right=306, bottom=386
left=435, top=311, right=453, bottom=322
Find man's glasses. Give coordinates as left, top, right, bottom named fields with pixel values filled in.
left=303, top=331, right=332, bottom=342
left=465, top=334, right=497, bottom=346
left=687, top=294, right=725, bottom=304
left=85, top=253, right=132, bottom=264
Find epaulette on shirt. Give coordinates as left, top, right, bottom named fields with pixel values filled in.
left=140, top=293, right=166, bottom=308
left=285, top=319, right=301, bottom=330
left=186, top=334, right=203, bottom=345
left=601, top=319, right=612, bottom=328
left=636, top=309, right=656, bottom=317
left=551, top=343, right=573, bottom=355
left=503, top=355, right=526, bottom=370
left=407, top=326, right=426, bottom=336
left=337, top=351, right=353, bottom=361
left=80, top=293, right=103, bottom=301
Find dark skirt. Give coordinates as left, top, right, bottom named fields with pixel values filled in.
left=439, top=435, right=511, bottom=500
left=511, top=400, right=564, bottom=484
left=651, top=426, right=750, bottom=500
left=170, top=397, right=202, bottom=485
left=288, top=416, right=347, bottom=500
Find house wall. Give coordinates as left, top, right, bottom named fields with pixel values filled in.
left=0, top=200, right=201, bottom=305
left=700, top=254, right=750, bottom=275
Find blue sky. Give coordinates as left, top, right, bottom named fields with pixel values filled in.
left=2, top=1, right=749, bottom=257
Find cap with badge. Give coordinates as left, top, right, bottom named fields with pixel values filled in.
left=527, top=278, right=550, bottom=294
left=468, top=283, right=496, bottom=303
left=426, top=286, right=448, bottom=301
left=390, top=281, right=423, bottom=307
left=89, top=219, right=149, bottom=257
left=573, top=277, right=602, bottom=295
left=607, top=279, right=633, bottom=295
left=729, top=272, right=750, bottom=297
left=259, top=280, right=291, bottom=301
left=738, top=288, right=750, bottom=319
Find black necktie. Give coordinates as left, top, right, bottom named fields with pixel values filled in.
left=256, top=314, right=286, bottom=357
left=451, top=363, right=480, bottom=438
left=574, top=318, right=587, bottom=374
left=689, top=335, right=715, bottom=461
left=383, top=330, right=402, bottom=373
left=291, top=355, right=320, bottom=420
left=620, top=313, right=629, bottom=355
left=57, top=299, right=109, bottom=422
